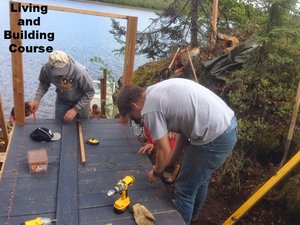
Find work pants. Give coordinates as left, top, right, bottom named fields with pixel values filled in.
left=55, top=97, right=90, bottom=121
left=174, top=117, right=238, bottom=224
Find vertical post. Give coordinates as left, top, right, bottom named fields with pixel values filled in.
left=122, top=16, right=138, bottom=86
left=10, top=1, right=25, bottom=124
left=209, top=0, right=219, bottom=48
left=100, top=69, right=107, bottom=118
left=0, top=95, right=9, bottom=150
left=279, top=79, right=300, bottom=167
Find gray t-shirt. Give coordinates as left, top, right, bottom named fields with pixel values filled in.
left=141, top=78, right=234, bottom=145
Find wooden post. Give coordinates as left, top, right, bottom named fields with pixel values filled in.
left=0, top=95, right=9, bottom=150
left=100, top=69, right=107, bottom=118
left=186, top=47, right=198, bottom=83
left=168, top=47, right=181, bottom=70
left=209, top=0, right=219, bottom=48
left=123, top=16, right=138, bottom=86
left=10, top=2, right=25, bottom=124
left=279, top=79, right=300, bottom=167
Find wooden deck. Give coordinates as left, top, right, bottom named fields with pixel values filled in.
left=0, top=119, right=184, bottom=225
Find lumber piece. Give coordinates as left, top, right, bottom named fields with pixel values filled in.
left=77, top=120, right=87, bottom=165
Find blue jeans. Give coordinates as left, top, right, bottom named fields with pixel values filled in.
left=174, top=117, right=238, bottom=224
left=55, top=97, right=90, bottom=121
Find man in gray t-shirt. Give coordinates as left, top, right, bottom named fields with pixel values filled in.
left=117, top=78, right=237, bottom=224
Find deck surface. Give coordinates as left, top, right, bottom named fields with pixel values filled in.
left=0, top=119, right=184, bottom=225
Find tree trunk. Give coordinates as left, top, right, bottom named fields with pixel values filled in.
left=190, top=0, right=198, bottom=48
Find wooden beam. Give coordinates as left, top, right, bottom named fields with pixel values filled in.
left=77, top=120, right=87, bottom=166
left=12, top=1, right=129, bottom=19
left=123, top=16, right=138, bottom=86
left=10, top=1, right=25, bottom=124
left=56, top=123, right=79, bottom=225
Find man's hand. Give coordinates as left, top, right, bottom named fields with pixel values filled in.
left=148, top=169, right=159, bottom=184
left=64, top=108, right=77, bottom=122
left=139, top=143, right=154, bottom=154
left=30, top=99, right=40, bottom=113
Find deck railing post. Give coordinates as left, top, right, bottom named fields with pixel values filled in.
left=100, top=69, right=107, bottom=118
left=123, top=16, right=138, bottom=86
left=10, top=1, right=25, bottom=124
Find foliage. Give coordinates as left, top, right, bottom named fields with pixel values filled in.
left=224, top=0, right=300, bottom=156
left=216, top=149, right=253, bottom=191
left=110, top=0, right=264, bottom=59
left=90, top=56, right=115, bottom=83
left=90, top=0, right=168, bottom=10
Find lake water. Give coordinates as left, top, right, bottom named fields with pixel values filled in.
left=0, top=0, right=156, bottom=119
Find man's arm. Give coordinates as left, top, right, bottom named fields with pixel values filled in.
left=169, top=133, right=186, bottom=166
left=148, top=133, right=172, bottom=184
left=73, top=72, right=95, bottom=112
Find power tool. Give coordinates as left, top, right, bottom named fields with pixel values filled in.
left=106, top=175, right=135, bottom=213
left=21, top=217, right=56, bottom=225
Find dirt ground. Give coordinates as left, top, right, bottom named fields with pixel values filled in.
left=183, top=163, right=294, bottom=225
left=162, top=165, right=291, bottom=225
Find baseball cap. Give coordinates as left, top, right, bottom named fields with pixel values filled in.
left=30, top=127, right=61, bottom=142
left=48, top=50, right=70, bottom=75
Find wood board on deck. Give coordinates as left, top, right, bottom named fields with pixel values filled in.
left=0, top=119, right=185, bottom=225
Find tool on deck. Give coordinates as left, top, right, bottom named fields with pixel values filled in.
left=77, top=120, right=87, bottom=165
left=86, top=138, right=99, bottom=146
left=22, top=217, right=56, bottom=225
left=106, top=175, right=135, bottom=213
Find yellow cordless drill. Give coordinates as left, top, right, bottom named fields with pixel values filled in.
left=22, top=217, right=56, bottom=225
left=106, top=175, right=135, bottom=213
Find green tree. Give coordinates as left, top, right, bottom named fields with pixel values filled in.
left=110, top=0, right=263, bottom=59
left=227, top=0, right=300, bottom=148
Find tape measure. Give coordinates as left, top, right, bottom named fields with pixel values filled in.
left=86, top=138, right=100, bottom=146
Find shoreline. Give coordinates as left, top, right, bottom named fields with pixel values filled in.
left=77, top=0, right=161, bottom=13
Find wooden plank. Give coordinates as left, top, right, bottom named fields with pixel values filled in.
left=0, top=199, right=56, bottom=217
left=10, top=2, right=25, bottom=124
left=77, top=121, right=87, bottom=165
left=0, top=95, right=9, bottom=150
left=56, top=123, right=79, bottom=225
left=78, top=158, right=150, bottom=174
left=0, top=119, right=186, bottom=224
left=0, top=213, right=56, bottom=225
left=123, top=16, right=138, bottom=86
left=1, top=122, right=61, bottom=179
left=12, top=1, right=129, bottom=19
left=79, top=187, right=170, bottom=209
left=78, top=200, right=179, bottom=224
